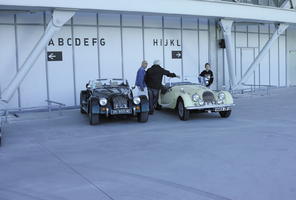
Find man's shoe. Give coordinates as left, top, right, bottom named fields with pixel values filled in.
left=148, top=111, right=154, bottom=115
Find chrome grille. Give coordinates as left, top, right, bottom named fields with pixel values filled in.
left=112, top=96, right=128, bottom=109
left=202, top=91, right=216, bottom=104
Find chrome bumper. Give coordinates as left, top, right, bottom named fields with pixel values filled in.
left=186, top=104, right=235, bottom=111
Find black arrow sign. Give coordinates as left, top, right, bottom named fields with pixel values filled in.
left=47, top=51, right=63, bottom=61
left=172, top=51, right=182, bottom=59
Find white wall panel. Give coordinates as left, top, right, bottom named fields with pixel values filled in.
left=164, top=29, right=182, bottom=82
left=47, top=27, right=75, bottom=106
left=45, top=12, right=71, bottom=25
left=99, top=27, right=122, bottom=79
left=248, top=33, right=258, bottom=48
left=74, top=26, right=99, bottom=104
left=122, top=15, right=142, bottom=27
left=182, top=17, right=197, bottom=29
left=199, top=31, right=209, bottom=73
left=236, top=48, right=242, bottom=78
left=217, top=49, right=224, bottom=88
left=144, top=16, right=162, bottom=28
left=198, top=18, right=208, bottom=30
left=0, top=25, right=18, bottom=108
left=122, top=28, right=143, bottom=86
left=270, top=39, right=279, bottom=86
left=254, top=48, right=260, bottom=86
left=99, top=14, right=120, bottom=26
left=223, top=50, right=230, bottom=87
left=164, top=16, right=180, bottom=28
left=259, top=24, right=269, bottom=33
left=248, top=25, right=259, bottom=33
left=236, top=33, right=247, bottom=47
left=183, top=30, right=199, bottom=80
left=235, top=25, right=247, bottom=32
left=73, top=12, right=97, bottom=25
left=269, top=24, right=275, bottom=33
left=287, top=28, right=296, bottom=86
left=16, top=12, right=43, bottom=24
left=0, top=14, right=14, bottom=24
left=17, top=25, right=47, bottom=108
left=144, top=28, right=163, bottom=68
left=279, top=36, right=286, bottom=86
left=259, top=34, right=270, bottom=85
left=241, top=48, right=255, bottom=85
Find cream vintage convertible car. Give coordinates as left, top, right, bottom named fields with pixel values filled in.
left=158, top=78, right=234, bottom=120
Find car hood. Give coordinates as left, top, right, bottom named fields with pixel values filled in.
left=174, top=84, right=212, bottom=95
left=93, top=87, right=131, bottom=98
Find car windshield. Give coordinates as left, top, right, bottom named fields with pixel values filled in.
left=89, top=78, right=128, bottom=89
left=165, top=76, right=202, bottom=87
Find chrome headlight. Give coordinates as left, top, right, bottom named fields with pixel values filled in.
left=198, top=99, right=205, bottom=106
left=99, top=98, right=107, bottom=106
left=218, top=92, right=225, bottom=100
left=192, top=94, right=200, bottom=102
left=133, top=97, right=141, bottom=105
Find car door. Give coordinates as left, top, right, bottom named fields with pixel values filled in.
left=159, top=86, right=176, bottom=107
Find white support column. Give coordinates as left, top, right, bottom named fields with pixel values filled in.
left=219, top=19, right=236, bottom=89
left=280, top=0, right=294, bottom=8
left=0, top=9, right=76, bottom=103
left=235, top=23, right=289, bottom=89
left=290, top=0, right=296, bottom=8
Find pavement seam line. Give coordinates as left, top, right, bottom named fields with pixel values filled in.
left=36, top=142, right=115, bottom=200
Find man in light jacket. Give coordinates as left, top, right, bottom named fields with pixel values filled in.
left=135, top=60, right=148, bottom=96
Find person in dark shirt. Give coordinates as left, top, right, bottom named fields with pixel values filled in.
left=199, top=63, right=214, bottom=87
left=145, top=60, right=179, bottom=114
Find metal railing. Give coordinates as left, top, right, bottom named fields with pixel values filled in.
left=0, top=99, right=66, bottom=147
left=45, top=99, right=66, bottom=116
left=230, top=83, right=277, bottom=97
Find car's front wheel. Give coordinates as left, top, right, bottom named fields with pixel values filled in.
left=219, top=110, right=231, bottom=118
left=88, top=101, right=100, bottom=125
left=137, top=112, right=149, bottom=122
left=177, top=99, right=190, bottom=121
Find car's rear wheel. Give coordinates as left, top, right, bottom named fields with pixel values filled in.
left=80, top=106, right=86, bottom=114
left=219, top=110, right=231, bottom=118
left=137, top=112, right=149, bottom=122
left=80, top=92, right=87, bottom=114
left=177, top=99, right=190, bottom=121
left=0, top=129, right=2, bottom=147
left=88, top=101, right=100, bottom=125
left=155, top=103, right=162, bottom=110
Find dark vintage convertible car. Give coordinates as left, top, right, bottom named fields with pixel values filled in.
left=80, top=78, right=149, bottom=125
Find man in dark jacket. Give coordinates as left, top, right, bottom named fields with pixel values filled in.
left=199, top=63, right=214, bottom=87
left=145, top=60, right=178, bottom=114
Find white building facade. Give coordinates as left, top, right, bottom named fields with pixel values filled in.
left=0, top=0, right=296, bottom=110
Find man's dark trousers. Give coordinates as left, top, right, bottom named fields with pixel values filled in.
left=148, top=88, right=159, bottom=113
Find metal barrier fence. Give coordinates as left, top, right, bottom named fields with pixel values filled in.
left=230, top=83, right=278, bottom=97
left=0, top=99, right=66, bottom=147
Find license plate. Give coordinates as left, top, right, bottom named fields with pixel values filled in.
left=111, top=109, right=132, bottom=115
left=215, top=107, right=227, bottom=112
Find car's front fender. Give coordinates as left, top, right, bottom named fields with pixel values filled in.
left=221, top=91, right=234, bottom=105
left=89, top=97, right=100, bottom=114
left=139, top=95, right=149, bottom=112
left=175, top=93, right=194, bottom=109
